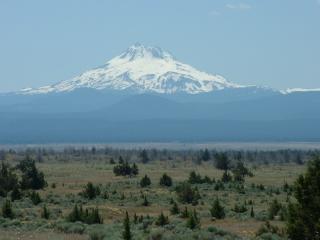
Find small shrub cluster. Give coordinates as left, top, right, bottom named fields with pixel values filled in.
left=18, top=156, right=47, bottom=190
left=210, top=199, right=225, bottom=219
left=233, top=202, right=247, bottom=213
left=113, top=157, right=139, bottom=177
left=268, top=199, right=282, bottom=220
left=188, top=171, right=215, bottom=184
left=81, top=182, right=101, bottom=199
left=67, top=204, right=103, bottom=224
left=159, top=173, right=173, bottom=187
left=186, top=209, right=200, bottom=229
left=155, top=212, right=169, bottom=226
left=1, top=199, right=14, bottom=219
left=140, top=175, right=151, bottom=188
left=0, top=157, right=46, bottom=200
left=175, top=182, right=201, bottom=205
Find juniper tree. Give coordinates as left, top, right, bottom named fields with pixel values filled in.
left=287, top=156, right=320, bottom=239
left=2, top=199, right=14, bottom=219
left=11, top=186, right=22, bottom=201
left=175, top=182, right=201, bottom=204
left=18, top=157, right=46, bottom=190
left=139, top=149, right=150, bottom=164
left=30, top=191, right=42, bottom=205
left=82, top=182, right=100, bottom=199
left=201, top=149, right=210, bottom=161
left=0, top=162, right=19, bottom=197
left=159, top=173, right=172, bottom=187
left=142, top=195, right=150, bottom=206
left=140, top=175, right=151, bottom=188
left=170, top=201, right=180, bottom=215
left=181, top=207, right=189, bottom=218
left=41, top=205, right=50, bottom=219
left=155, top=212, right=169, bottom=226
left=210, top=198, right=225, bottom=219
left=250, top=206, right=255, bottom=218
left=123, top=211, right=132, bottom=240
left=187, top=209, right=200, bottom=229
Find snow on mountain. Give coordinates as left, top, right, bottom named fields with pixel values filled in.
left=281, top=88, right=320, bottom=94
left=20, top=43, right=243, bottom=95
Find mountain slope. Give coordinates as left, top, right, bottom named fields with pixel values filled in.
left=20, top=43, right=242, bottom=95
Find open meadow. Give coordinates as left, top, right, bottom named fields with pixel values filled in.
left=0, top=147, right=316, bottom=240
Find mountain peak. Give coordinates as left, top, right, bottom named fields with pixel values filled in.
left=19, top=44, right=242, bottom=95
left=119, top=43, right=174, bottom=61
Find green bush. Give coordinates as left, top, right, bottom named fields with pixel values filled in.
left=81, top=182, right=101, bottom=199
left=0, top=162, right=19, bottom=197
left=41, top=205, right=50, bottom=219
left=1, top=199, right=14, bottom=219
left=186, top=209, right=200, bottom=229
left=29, top=191, right=42, bottom=205
left=210, top=198, right=225, bottom=219
left=159, top=173, right=173, bottom=187
left=55, top=221, right=86, bottom=234
left=175, top=182, right=201, bottom=204
left=67, top=204, right=103, bottom=224
left=155, top=212, right=169, bottom=226
left=268, top=199, right=282, bottom=220
left=18, top=156, right=47, bottom=190
left=123, top=211, right=132, bottom=240
left=170, top=201, right=180, bottom=215
left=89, top=230, right=106, bottom=240
left=140, top=175, right=151, bottom=188
left=113, top=158, right=139, bottom=177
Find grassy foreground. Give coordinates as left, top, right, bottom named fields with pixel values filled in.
left=0, top=149, right=309, bottom=240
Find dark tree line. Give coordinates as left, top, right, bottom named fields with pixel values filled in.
left=0, top=156, right=46, bottom=199
left=113, top=157, right=139, bottom=177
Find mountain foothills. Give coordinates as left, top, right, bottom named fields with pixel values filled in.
left=0, top=44, right=319, bottom=143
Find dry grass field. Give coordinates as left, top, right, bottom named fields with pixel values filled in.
left=0, top=148, right=310, bottom=240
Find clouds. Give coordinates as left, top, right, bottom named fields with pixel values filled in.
left=226, top=3, right=252, bottom=10
left=209, top=2, right=252, bottom=17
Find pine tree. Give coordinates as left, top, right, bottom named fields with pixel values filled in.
left=155, top=212, right=169, bottom=226
left=140, top=150, right=150, bottom=164
left=133, top=213, right=138, bottom=224
left=41, top=205, right=50, bottom=219
left=123, top=211, right=132, bottom=240
left=30, top=191, right=42, bottom=205
left=11, top=186, right=22, bottom=201
left=250, top=206, right=255, bottom=218
left=131, top=163, right=139, bottom=176
left=210, top=198, right=225, bottom=219
left=201, top=149, right=210, bottom=161
left=82, top=182, right=100, bottom=199
left=287, top=156, right=320, bottom=239
left=142, top=195, right=150, bottom=206
left=67, top=204, right=81, bottom=222
left=159, top=173, right=173, bottom=187
left=140, top=175, right=151, bottom=188
left=2, top=199, right=14, bottom=219
left=170, top=201, right=180, bottom=215
left=0, top=162, right=19, bottom=197
left=214, top=153, right=230, bottom=171
left=186, top=209, right=200, bottom=229
left=181, top=207, right=189, bottom=218
left=175, top=182, right=201, bottom=204
left=109, top=158, right=115, bottom=164
left=18, top=157, right=46, bottom=190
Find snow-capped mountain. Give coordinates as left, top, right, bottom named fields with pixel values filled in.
left=20, top=43, right=242, bottom=95
left=281, top=88, right=320, bottom=94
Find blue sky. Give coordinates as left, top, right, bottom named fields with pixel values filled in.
left=0, top=0, right=319, bottom=92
